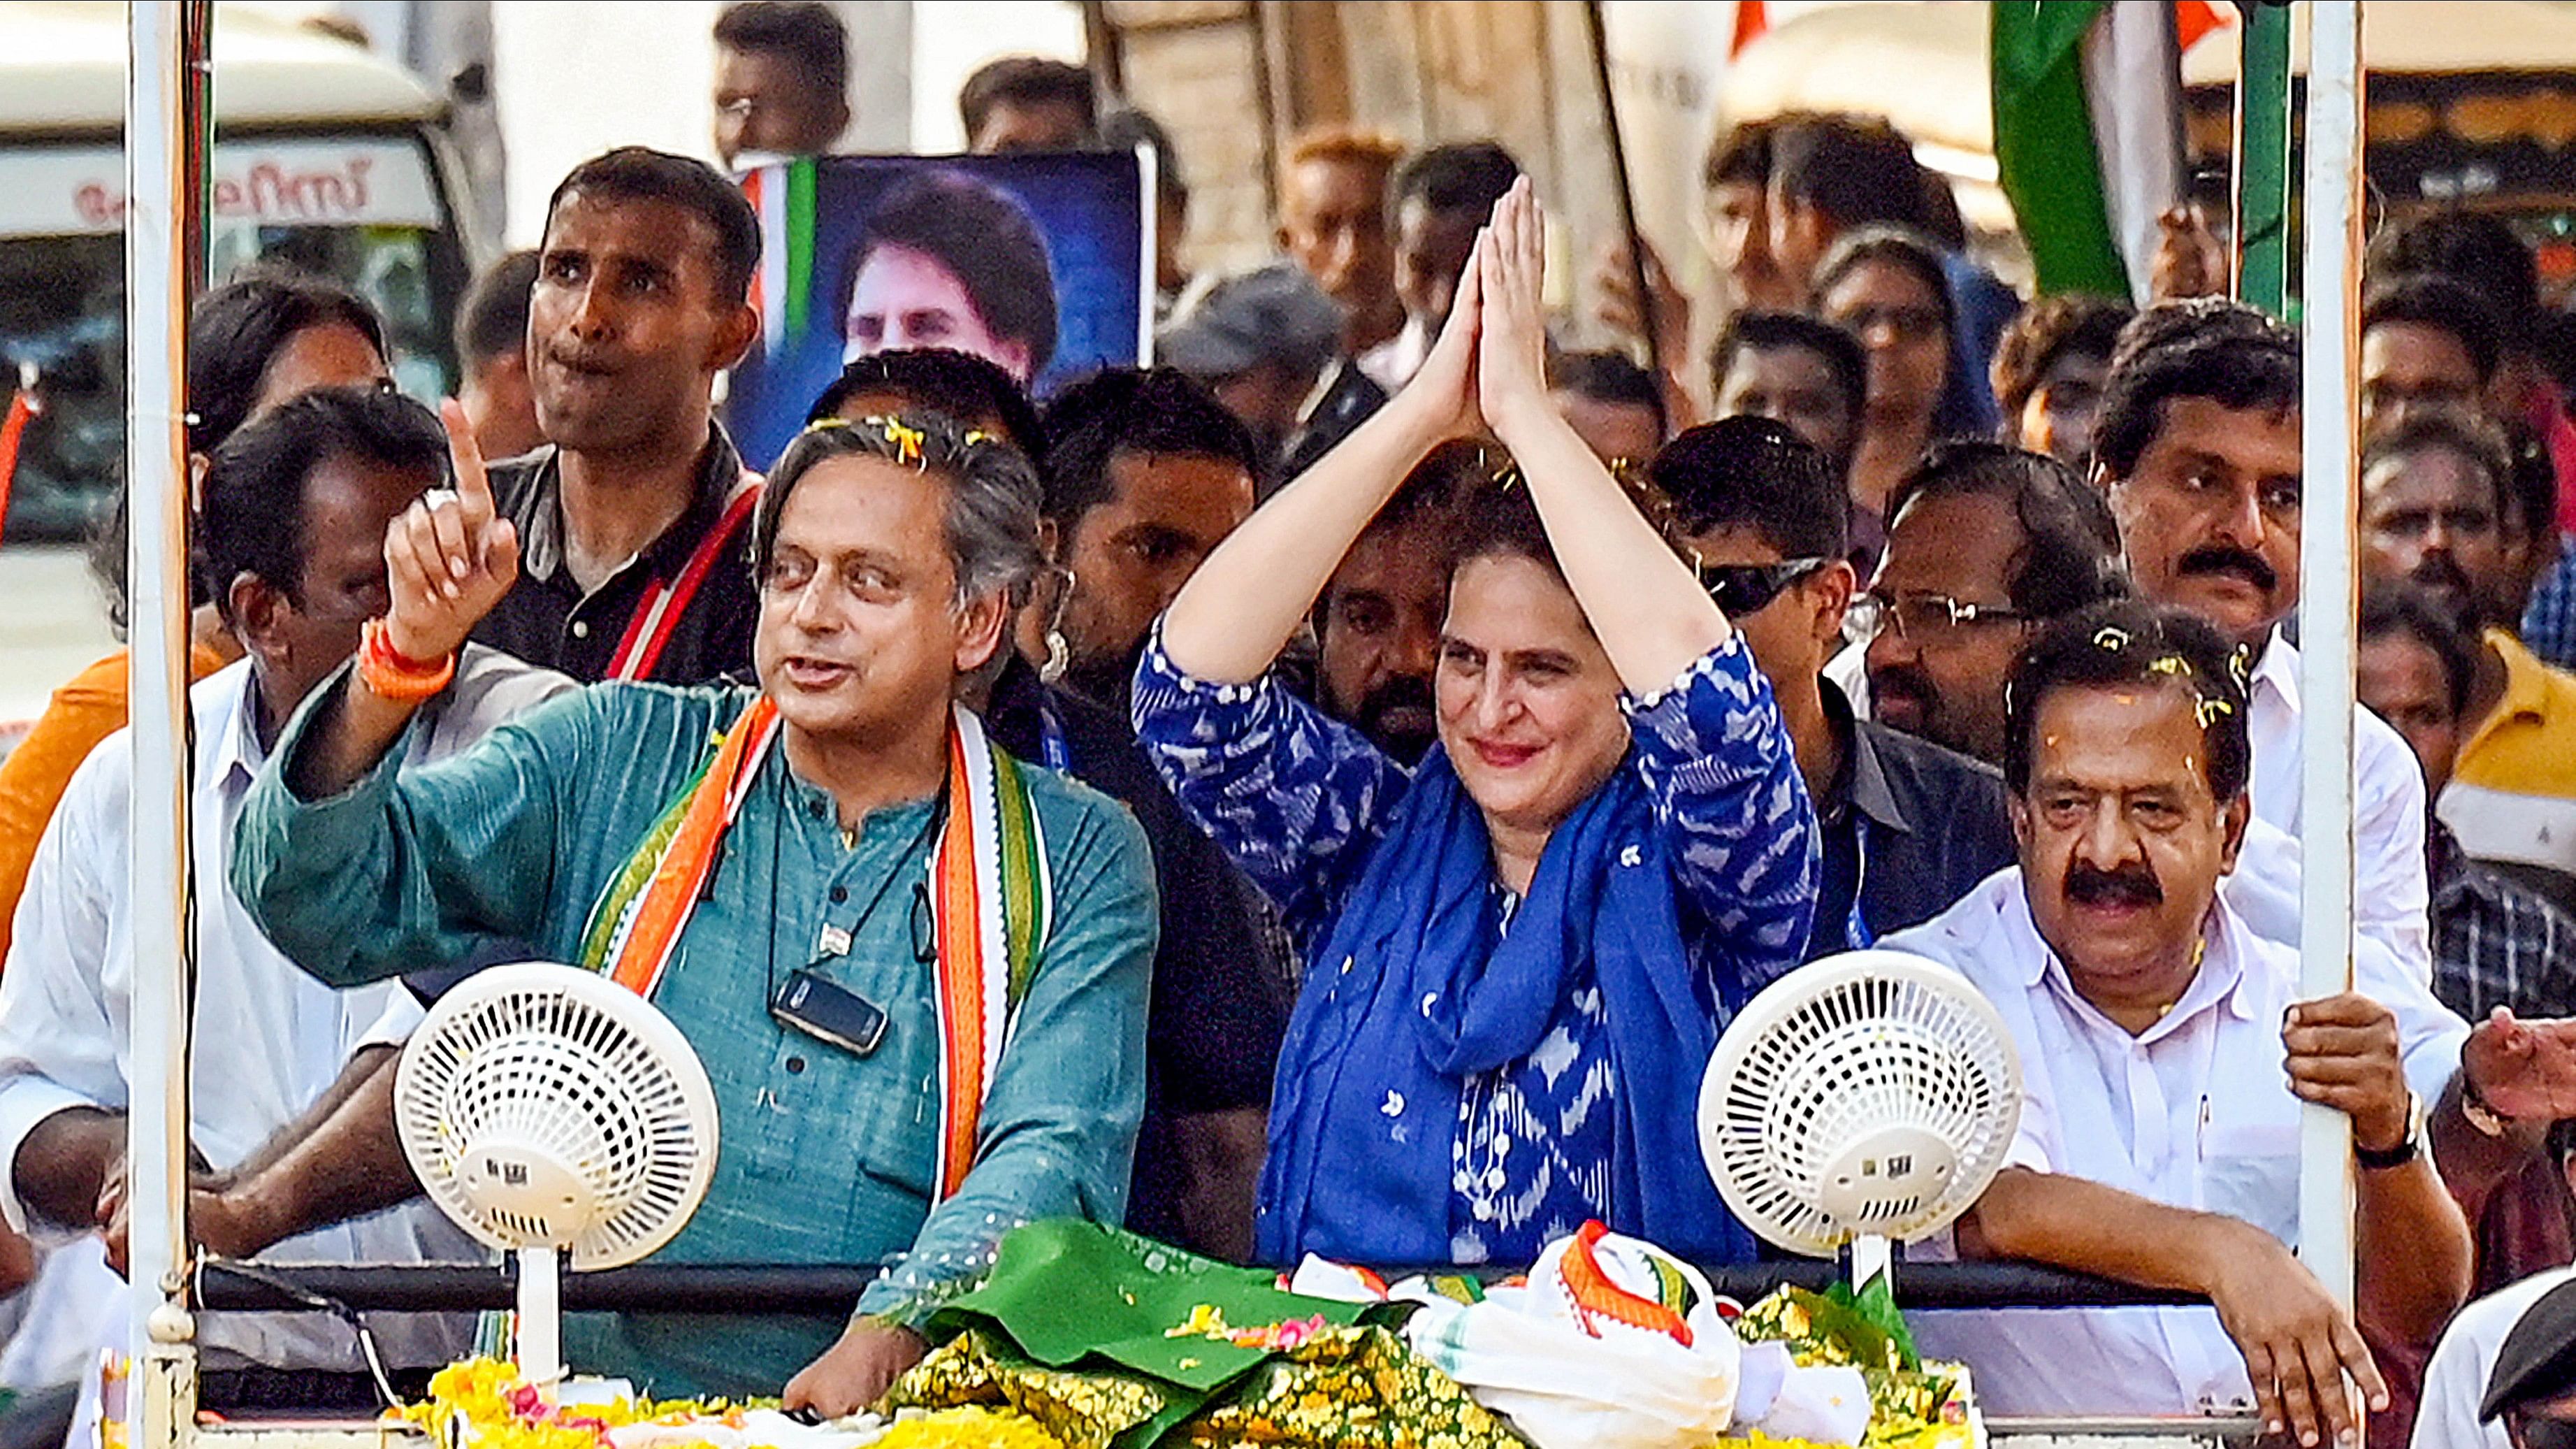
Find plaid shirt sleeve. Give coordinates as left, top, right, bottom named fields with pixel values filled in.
left=2524, top=545, right=2576, bottom=671
left=2434, top=859, right=2576, bottom=1022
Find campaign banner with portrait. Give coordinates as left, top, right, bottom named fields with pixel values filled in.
left=726, top=151, right=1153, bottom=468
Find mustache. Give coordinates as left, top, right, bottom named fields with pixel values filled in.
left=2064, top=860, right=2163, bottom=909
left=1868, top=661, right=1937, bottom=710
left=1356, top=675, right=1438, bottom=764
left=1356, top=675, right=1436, bottom=728
left=2176, top=545, right=2279, bottom=593
left=2410, top=555, right=2472, bottom=597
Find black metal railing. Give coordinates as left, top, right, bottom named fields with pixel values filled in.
left=196, top=1259, right=2208, bottom=1316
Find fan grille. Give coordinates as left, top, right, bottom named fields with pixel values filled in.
left=396, top=963, right=719, bottom=1271
left=1699, top=951, right=2020, bottom=1257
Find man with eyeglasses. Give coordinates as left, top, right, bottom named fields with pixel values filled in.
left=1845, top=440, right=2126, bottom=765
left=226, top=410, right=1157, bottom=1413
left=1654, top=418, right=2013, bottom=953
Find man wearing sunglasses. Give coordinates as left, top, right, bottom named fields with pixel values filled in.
left=1653, top=417, right=2013, bottom=952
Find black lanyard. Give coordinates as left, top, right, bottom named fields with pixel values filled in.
left=762, top=775, right=948, bottom=1009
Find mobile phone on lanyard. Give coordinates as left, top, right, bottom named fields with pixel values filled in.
left=770, top=968, right=889, bottom=1056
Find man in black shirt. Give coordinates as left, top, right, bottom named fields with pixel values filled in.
left=472, top=148, right=764, bottom=686
left=1308, top=438, right=1486, bottom=765
left=1654, top=417, right=2014, bottom=951
left=1022, top=369, right=1263, bottom=717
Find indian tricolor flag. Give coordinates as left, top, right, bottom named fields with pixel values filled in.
left=1991, top=1, right=2231, bottom=298
left=740, top=159, right=820, bottom=356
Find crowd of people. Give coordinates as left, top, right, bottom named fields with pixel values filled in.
left=16, top=2, right=2576, bottom=1446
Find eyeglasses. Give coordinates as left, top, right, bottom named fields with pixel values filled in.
left=1700, top=556, right=1832, bottom=618
left=1846, top=590, right=2027, bottom=644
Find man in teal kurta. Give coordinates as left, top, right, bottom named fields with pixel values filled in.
left=230, top=408, right=1157, bottom=1410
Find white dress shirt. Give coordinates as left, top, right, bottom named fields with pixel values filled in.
left=1888, top=869, right=2459, bottom=1418
left=2220, top=816, right=2469, bottom=1102
left=1822, top=642, right=1871, bottom=719
left=1355, top=315, right=1433, bottom=395
left=2229, top=628, right=2468, bottom=1102
left=2413, top=1267, right=2576, bottom=1449
left=2243, top=628, right=2434, bottom=973
left=0, top=648, right=572, bottom=1374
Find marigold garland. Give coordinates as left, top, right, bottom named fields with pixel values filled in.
left=393, top=1357, right=1069, bottom=1449
left=394, top=1357, right=774, bottom=1449
left=871, top=1407, right=1065, bottom=1449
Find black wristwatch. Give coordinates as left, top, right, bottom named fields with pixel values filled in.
left=2355, top=1093, right=2428, bottom=1171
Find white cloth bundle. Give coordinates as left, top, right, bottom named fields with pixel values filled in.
left=1293, top=1225, right=1873, bottom=1449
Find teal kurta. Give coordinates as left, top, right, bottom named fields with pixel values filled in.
left=231, top=671, right=1159, bottom=1397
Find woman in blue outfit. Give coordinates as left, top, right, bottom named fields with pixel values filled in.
left=1132, top=182, right=1819, bottom=1270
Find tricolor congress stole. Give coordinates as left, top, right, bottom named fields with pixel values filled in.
left=577, top=694, right=1052, bottom=1198
left=601, top=473, right=763, bottom=684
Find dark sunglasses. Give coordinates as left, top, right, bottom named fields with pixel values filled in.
left=1700, top=556, right=1832, bottom=618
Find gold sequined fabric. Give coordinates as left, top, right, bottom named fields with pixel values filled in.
left=1178, top=1323, right=1521, bottom=1448
left=886, top=1324, right=1526, bottom=1449
left=885, top=1329, right=1171, bottom=1449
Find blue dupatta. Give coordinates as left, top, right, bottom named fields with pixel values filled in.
left=1253, top=745, right=1754, bottom=1269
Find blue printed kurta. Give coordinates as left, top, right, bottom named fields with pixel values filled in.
left=231, top=672, right=1159, bottom=1396
left=1132, top=633, right=1815, bottom=1264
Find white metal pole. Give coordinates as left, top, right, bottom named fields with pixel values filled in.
left=2295, top=0, right=2365, bottom=1325
left=1131, top=140, right=1157, bottom=365
left=124, top=0, right=196, bottom=1441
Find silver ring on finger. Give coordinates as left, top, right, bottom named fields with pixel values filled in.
left=420, top=487, right=460, bottom=512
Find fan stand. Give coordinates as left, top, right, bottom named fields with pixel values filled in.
left=395, top=963, right=725, bottom=1395
left=1847, top=1234, right=1893, bottom=1299
left=516, top=1246, right=563, bottom=1386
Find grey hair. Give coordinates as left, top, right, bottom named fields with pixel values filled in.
left=753, top=410, right=1045, bottom=612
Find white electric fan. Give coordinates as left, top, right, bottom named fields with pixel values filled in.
left=1698, top=949, right=2020, bottom=1288
left=395, top=962, right=721, bottom=1383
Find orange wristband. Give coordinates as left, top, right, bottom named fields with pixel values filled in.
left=358, top=619, right=456, bottom=702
